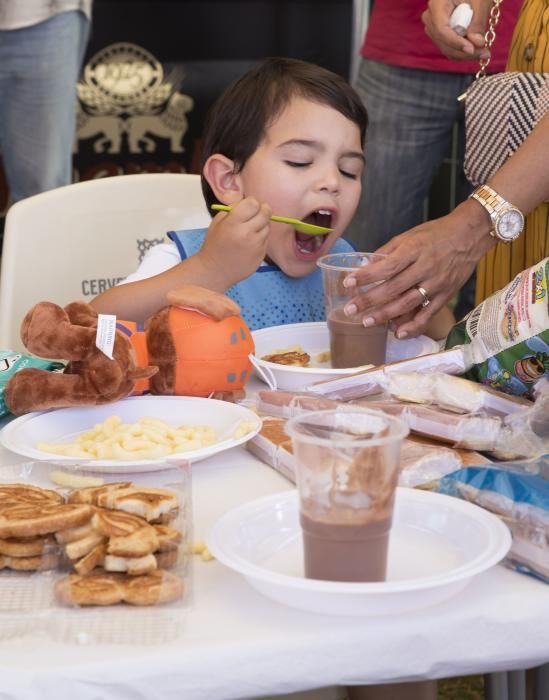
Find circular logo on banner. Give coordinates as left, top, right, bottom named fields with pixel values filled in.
left=83, top=43, right=164, bottom=108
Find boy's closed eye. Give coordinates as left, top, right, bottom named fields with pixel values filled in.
left=284, top=160, right=311, bottom=168
left=339, top=168, right=359, bottom=180
left=284, top=161, right=360, bottom=179
left=339, top=156, right=363, bottom=180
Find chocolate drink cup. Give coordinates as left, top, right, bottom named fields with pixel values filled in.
left=285, top=408, right=408, bottom=583
left=317, top=252, right=387, bottom=368
left=300, top=512, right=392, bottom=582
left=327, top=308, right=387, bottom=369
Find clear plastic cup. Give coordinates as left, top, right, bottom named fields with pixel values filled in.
left=317, top=252, right=387, bottom=368
left=285, top=407, right=409, bottom=583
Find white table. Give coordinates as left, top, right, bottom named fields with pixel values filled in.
left=0, top=406, right=548, bottom=700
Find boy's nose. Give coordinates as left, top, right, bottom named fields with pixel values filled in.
left=315, top=169, right=340, bottom=195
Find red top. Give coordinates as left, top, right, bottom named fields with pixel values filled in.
left=362, top=0, right=524, bottom=74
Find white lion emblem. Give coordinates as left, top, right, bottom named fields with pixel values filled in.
left=74, top=107, right=124, bottom=154
left=126, top=92, right=194, bottom=153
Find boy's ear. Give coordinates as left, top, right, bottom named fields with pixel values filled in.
left=203, top=154, right=243, bottom=204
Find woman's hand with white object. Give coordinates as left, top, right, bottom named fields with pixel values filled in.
left=422, top=0, right=492, bottom=61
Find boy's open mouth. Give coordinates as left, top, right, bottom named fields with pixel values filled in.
left=294, top=209, right=332, bottom=256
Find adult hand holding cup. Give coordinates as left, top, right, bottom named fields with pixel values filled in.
left=317, top=252, right=388, bottom=368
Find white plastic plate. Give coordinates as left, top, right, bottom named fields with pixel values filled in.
left=208, top=488, right=511, bottom=616
left=250, top=322, right=440, bottom=391
left=0, top=395, right=261, bottom=472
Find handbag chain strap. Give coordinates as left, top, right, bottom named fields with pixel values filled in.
left=476, top=0, right=503, bottom=79
left=457, top=0, right=503, bottom=100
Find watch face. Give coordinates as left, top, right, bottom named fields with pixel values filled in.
left=496, top=208, right=524, bottom=241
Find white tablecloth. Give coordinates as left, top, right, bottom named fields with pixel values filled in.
left=0, top=400, right=548, bottom=699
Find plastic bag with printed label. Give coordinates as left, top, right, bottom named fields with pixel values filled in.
left=0, top=351, right=64, bottom=418
left=437, top=457, right=549, bottom=582
left=446, top=257, right=549, bottom=399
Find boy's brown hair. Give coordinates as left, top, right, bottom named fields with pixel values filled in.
left=200, top=57, right=368, bottom=210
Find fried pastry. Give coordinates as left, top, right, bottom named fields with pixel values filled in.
left=124, top=571, right=184, bottom=606
left=152, top=512, right=177, bottom=525
left=68, top=482, right=132, bottom=505
left=0, top=550, right=60, bottom=571
left=0, top=484, right=64, bottom=507
left=96, top=486, right=179, bottom=523
left=154, top=524, right=183, bottom=552
left=107, top=525, right=159, bottom=558
left=0, top=502, right=92, bottom=539
left=261, top=351, right=310, bottom=367
left=55, top=570, right=184, bottom=606
left=54, top=521, right=95, bottom=544
left=64, top=531, right=106, bottom=560
left=55, top=572, right=126, bottom=606
left=104, top=553, right=157, bottom=576
left=74, top=542, right=107, bottom=576
left=0, top=534, right=57, bottom=558
left=154, top=549, right=179, bottom=569
left=91, top=508, right=148, bottom=538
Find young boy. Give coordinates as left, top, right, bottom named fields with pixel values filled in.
left=92, top=57, right=453, bottom=338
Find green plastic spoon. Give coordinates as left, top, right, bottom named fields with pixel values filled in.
left=211, top=203, right=333, bottom=236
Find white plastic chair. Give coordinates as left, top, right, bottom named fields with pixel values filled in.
left=0, top=173, right=210, bottom=352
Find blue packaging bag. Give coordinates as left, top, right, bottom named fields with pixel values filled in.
left=0, top=351, right=64, bottom=418
left=437, top=457, right=549, bottom=583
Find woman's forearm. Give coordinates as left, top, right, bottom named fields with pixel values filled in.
left=487, top=114, right=549, bottom=214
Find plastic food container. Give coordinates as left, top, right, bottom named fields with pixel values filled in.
left=0, top=459, right=192, bottom=644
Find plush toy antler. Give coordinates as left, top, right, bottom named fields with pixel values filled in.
left=5, top=286, right=254, bottom=415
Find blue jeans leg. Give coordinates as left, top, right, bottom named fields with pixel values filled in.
left=347, top=59, right=473, bottom=252
left=0, top=11, right=90, bottom=201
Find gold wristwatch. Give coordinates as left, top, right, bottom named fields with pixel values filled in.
left=470, top=184, right=524, bottom=242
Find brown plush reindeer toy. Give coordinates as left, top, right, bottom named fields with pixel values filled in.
left=5, top=286, right=254, bottom=415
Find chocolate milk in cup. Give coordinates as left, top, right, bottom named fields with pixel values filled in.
left=285, top=408, right=408, bottom=582
left=317, top=252, right=388, bottom=368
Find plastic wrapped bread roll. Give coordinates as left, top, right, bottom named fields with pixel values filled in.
left=306, top=347, right=468, bottom=401
left=398, top=441, right=463, bottom=488
left=255, top=385, right=547, bottom=460
left=248, top=415, right=466, bottom=488
left=492, top=379, right=549, bottom=459
left=384, top=372, right=532, bottom=416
